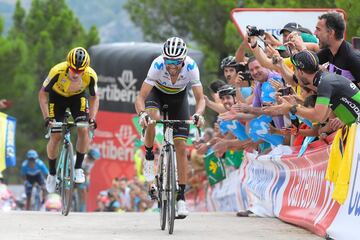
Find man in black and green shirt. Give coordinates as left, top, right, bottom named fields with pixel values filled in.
left=264, top=50, right=360, bottom=125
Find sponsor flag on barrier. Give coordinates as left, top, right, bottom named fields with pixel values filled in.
left=224, top=150, right=243, bottom=169
left=0, top=112, right=16, bottom=172
left=204, top=151, right=226, bottom=185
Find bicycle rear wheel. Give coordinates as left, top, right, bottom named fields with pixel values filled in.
left=61, top=144, right=74, bottom=216
left=157, top=150, right=166, bottom=230
left=166, top=145, right=176, bottom=234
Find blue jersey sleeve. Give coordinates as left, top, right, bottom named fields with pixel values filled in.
left=38, top=160, right=49, bottom=175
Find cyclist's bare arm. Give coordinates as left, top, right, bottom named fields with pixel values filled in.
left=38, top=87, right=50, bottom=119
left=135, top=82, right=153, bottom=114
left=89, top=95, right=99, bottom=120
left=192, top=85, right=205, bottom=115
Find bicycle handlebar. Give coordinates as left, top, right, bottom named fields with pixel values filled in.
left=45, top=122, right=91, bottom=139
left=144, top=119, right=201, bottom=142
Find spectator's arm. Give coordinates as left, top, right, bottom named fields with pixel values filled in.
left=249, top=37, right=276, bottom=70
left=204, top=96, right=226, bottom=113
left=235, top=38, right=250, bottom=63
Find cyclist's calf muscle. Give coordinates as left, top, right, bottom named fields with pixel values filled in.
left=47, top=133, right=62, bottom=159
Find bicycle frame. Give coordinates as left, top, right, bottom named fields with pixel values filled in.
left=47, top=117, right=89, bottom=216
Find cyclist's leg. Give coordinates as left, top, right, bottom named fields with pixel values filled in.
left=143, top=88, right=161, bottom=182
left=46, top=92, right=66, bottom=192
left=168, top=89, right=190, bottom=216
left=70, top=93, right=89, bottom=183
left=24, top=179, right=33, bottom=210
left=37, top=174, right=47, bottom=204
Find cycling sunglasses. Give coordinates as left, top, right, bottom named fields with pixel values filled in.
left=69, top=67, right=84, bottom=74
left=164, top=58, right=183, bottom=65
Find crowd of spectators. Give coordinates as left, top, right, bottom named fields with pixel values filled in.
left=96, top=177, right=154, bottom=212
left=195, top=11, right=360, bottom=159
left=191, top=11, right=360, bottom=216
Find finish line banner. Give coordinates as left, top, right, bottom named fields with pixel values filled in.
left=0, top=112, right=16, bottom=172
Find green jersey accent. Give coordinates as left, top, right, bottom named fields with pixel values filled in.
left=314, top=71, right=360, bottom=125
left=316, top=97, right=330, bottom=105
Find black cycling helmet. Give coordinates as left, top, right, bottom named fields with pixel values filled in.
left=291, top=50, right=319, bottom=74
left=220, top=56, right=246, bottom=73
left=218, top=85, right=236, bottom=98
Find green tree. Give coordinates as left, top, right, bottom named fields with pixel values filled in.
left=1, top=0, right=100, bottom=183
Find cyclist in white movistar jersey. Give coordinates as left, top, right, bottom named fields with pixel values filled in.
left=135, top=37, right=205, bottom=217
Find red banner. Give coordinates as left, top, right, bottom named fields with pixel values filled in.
left=279, top=143, right=340, bottom=236
left=87, top=111, right=139, bottom=211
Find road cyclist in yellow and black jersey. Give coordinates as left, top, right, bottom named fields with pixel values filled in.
left=38, top=47, right=99, bottom=194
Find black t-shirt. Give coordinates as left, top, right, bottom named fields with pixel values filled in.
left=317, top=40, right=360, bottom=84
left=314, top=71, right=360, bottom=125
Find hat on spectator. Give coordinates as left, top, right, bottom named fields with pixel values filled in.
left=280, top=22, right=303, bottom=34
left=291, top=50, right=319, bottom=73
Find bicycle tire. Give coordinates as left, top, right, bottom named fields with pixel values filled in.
left=166, top=145, right=176, bottom=234
left=157, top=150, right=167, bottom=231
left=61, top=143, right=74, bottom=216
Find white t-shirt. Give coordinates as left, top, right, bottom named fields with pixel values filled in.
left=144, top=55, right=201, bottom=94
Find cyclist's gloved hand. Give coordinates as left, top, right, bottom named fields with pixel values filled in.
left=44, top=117, right=55, bottom=129
left=192, top=113, right=205, bottom=128
left=89, top=119, right=97, bottom=129
left=139, top=111, right=151, bottom=127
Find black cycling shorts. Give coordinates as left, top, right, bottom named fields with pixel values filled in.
left=24, top=174, right=45, bottom=197
left=145, top=87, right=190, bottom=140
left=49, top=91, right=89, bottom=133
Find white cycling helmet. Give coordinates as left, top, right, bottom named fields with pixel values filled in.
left=162, top=37, right=188, bottom=60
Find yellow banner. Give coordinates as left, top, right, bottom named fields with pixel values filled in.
left=0, top=112, right=7, bottom=172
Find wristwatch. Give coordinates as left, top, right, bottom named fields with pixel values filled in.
left=289, top=104, right=299, bottom=115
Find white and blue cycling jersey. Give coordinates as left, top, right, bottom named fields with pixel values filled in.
left=21, top=159, right=49, bottom=177
left=144, top=55, right=202, bottom=94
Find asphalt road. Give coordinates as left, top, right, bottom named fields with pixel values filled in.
left=0, top=211, right=323, bottom=240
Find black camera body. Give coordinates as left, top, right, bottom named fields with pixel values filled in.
left=246, top=25, right=265, bottom=37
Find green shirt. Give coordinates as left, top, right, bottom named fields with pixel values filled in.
left=314, top=71, right=360, bottom=125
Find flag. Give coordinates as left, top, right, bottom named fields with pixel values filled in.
left=0, top=112, right=16, bottom=172
left=204, top=151, right=226, bottom=185
left=224, top=150, right=244, bottom=169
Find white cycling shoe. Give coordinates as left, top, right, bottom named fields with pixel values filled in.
left=143, top=160, right=155, bottom=182
left=177, top=200, right=189, bottom=217
left=46, top=175, right=57, bottom=193
left=74, top=169, right=85, bottom=183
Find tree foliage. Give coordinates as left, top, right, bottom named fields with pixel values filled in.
left=124, top=0, right=360, bottom=83
left=0, top=0, right=99, bottom=182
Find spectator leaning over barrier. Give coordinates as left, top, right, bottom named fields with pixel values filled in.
left=293, top=12, right=360, bottom=86
left=263, top=50, right=360, bottom=126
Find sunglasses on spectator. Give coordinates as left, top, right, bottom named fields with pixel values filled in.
left=69, top=67, right=84, bottom=74
left=164, top=58, right=183, bottom=65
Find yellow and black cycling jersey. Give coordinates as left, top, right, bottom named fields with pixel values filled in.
left=42, top=61, right=98, bottom=97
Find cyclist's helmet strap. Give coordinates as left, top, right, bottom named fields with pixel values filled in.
left=67, top=47, right=90, bottom=71
left=162, top=37, right=188, bottom=60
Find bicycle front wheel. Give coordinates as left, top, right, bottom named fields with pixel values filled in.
left=61, top=144, right=74, bottom=216
left=166, top=145, right=176, bottom=234
left=157, top=150, right=166, bottom=231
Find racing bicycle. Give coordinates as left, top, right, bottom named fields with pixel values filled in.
left=46, top=112, right=90, bottom=216
left=145, top=105, right=200, bottom=234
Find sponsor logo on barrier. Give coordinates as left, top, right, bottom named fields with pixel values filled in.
left=97, top=70, right=140, bottom=103
left=271, top=162, right=286, bottom=203
left=288, top=169, right=324, bottom=208
left=348, top=153, right=360, bottom=216
left=247, top=162, right=274, bottom=200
